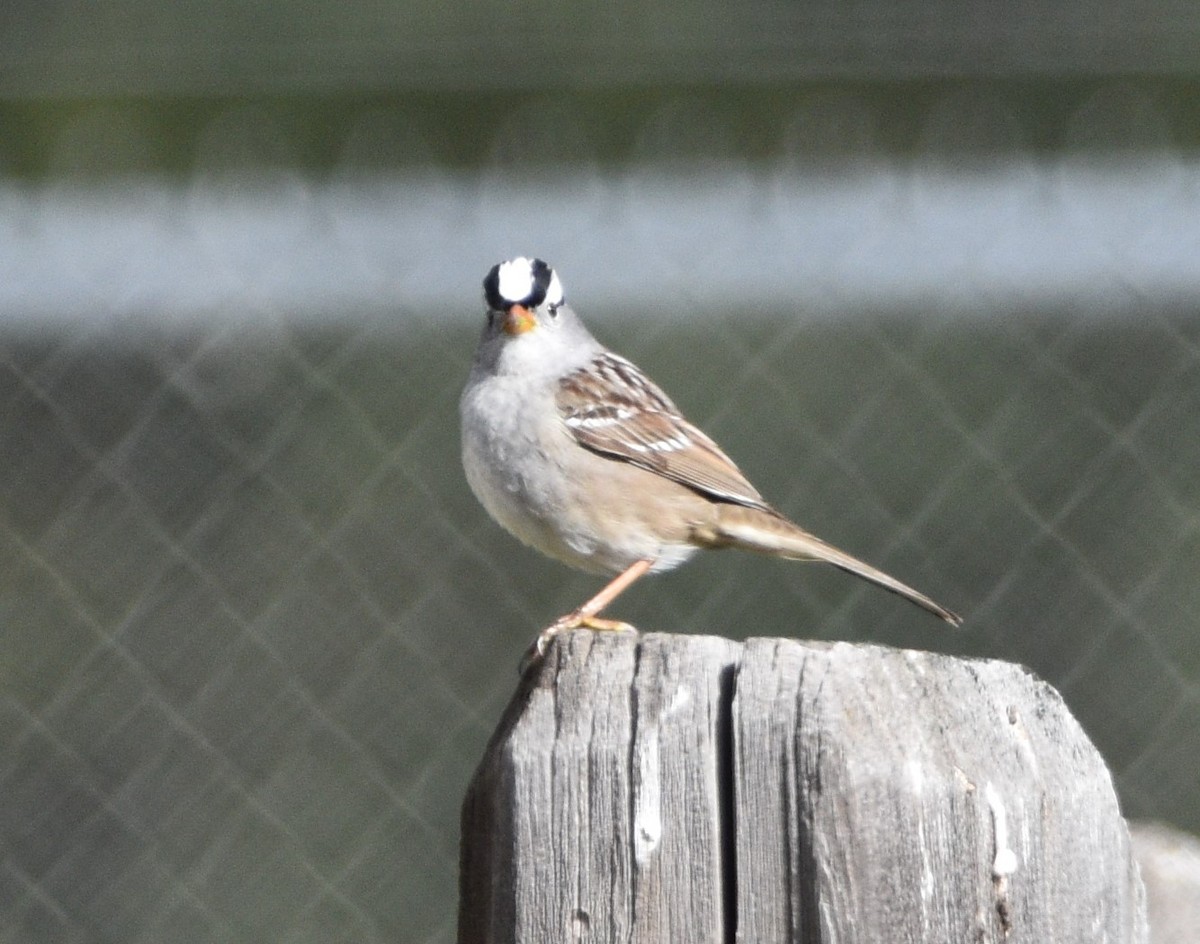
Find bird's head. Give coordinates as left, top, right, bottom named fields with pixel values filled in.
left=482, top=257, right=566, bottom=338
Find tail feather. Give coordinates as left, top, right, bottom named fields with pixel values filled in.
left=708, top=506, right=963, bottom=627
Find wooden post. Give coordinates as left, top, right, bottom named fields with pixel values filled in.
left=459, top=632, right=1147, bottom=943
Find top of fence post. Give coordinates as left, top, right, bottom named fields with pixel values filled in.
left=459, top=630, right=1147, bottom=944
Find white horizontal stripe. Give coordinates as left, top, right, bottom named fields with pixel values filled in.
left=564, top=411, right=632, bottom=429
left=1, top=161, right=1197, bottom=324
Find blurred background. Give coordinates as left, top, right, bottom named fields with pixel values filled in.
left=2, top=1, right=1200, bottom=941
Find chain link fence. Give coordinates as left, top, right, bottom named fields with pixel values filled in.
left=2, top=82, right=1199, bottom=943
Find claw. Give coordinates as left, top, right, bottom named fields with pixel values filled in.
left=517, top=614, right=640, bottom=674
left=516, top=558, right=654, bottom=674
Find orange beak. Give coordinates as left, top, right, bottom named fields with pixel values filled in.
left=503, top=304, right=537, bottom=336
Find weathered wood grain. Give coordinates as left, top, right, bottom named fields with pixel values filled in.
left=459, top=630, right=740, bottom=943
left=734, top=638, right=1146, bottom=943
left=460, top=632, right=1147, bottom=944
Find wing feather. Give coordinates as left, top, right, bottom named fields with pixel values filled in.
left=556, top=353, right=771, bottom=511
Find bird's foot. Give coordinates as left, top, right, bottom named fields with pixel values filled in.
left=519, top=613, right=639, bottom=674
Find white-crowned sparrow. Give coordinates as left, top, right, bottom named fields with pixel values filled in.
left=461, top=257, right=962, bottom=656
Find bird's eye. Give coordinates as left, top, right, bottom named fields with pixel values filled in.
left=547, top=302, right=561, bottom=319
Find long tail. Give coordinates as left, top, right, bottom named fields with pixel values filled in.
left=707, top=505, right=963, bottom=627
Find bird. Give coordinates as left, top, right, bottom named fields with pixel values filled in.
left=460, top=256, right=962, bottom=659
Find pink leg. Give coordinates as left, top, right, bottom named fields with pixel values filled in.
left=573, top=557, right=654, bottom=621
left=528, top=558, right=655, bottom=665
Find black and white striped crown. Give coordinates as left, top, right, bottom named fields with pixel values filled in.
left=483, top=257, right=565, bottom=311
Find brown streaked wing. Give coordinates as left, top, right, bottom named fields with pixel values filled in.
left=556, top=353, right=770, bottom=511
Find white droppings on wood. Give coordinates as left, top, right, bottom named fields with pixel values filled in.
left=666, top=684, right=691, bottom=719
left=634, top=726, right=662, bottom=864
left=986, top=781, right=1019, bottom=878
